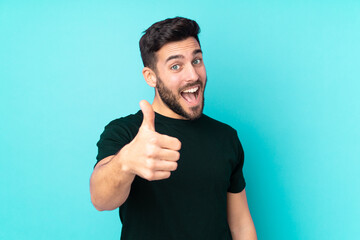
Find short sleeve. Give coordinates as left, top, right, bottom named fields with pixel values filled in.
left=227, top=132, right=246, bottom=193
left=95, top=120, right=133, bottom=167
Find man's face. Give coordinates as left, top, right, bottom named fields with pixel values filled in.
left=154, top=37, right=207, bottom=120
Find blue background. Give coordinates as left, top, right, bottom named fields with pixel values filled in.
left=1, top=1, right=359, bottom=239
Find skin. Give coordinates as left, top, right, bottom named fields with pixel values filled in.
left=142, top=37, right=206, bottom=120
left=90, top=37, right=256, bottom=239
left=227, top=191, right=257, bottom=239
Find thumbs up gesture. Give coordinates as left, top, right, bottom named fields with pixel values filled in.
left=140, top=100, right=156, bottom=132
left=120, top=100, right=182, bottom=181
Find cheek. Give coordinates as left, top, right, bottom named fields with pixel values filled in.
left=194, top=66, right=206, bottom=80
left=166, top=76, right=183, bottom=89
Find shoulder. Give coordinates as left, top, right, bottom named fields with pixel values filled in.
left=100, top=111, right=143, bottom=139
left=96, top=111, right=143, bottom=162
left=201, top=114, right=238, bottom=136
left=200, top=114, right=243, bottom=152
left=202, top=114, right=244, bottom=159
left=106, top=110, right=143, bottom=129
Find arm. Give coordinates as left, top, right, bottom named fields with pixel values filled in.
left=90, top=149, right=135, bottom=211
left=227, top=189, right=257, bottom=240
left=90, top=100, right=181, bottom=211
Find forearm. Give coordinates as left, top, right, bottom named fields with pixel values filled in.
left=91, top=103, right=181, bottom=210
left=227, top=191, right=257, bottom=240
left=90, top=147, right=135, bottom=211
left=230, top=223, right=257, bottom=240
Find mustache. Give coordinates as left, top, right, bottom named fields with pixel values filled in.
left=179, top=79, right=203, bottom=93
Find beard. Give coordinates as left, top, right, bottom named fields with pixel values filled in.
left=156, top=76, right=206, bottom=120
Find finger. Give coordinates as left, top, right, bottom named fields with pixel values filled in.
left=155, top=133, right=182, bottom=150
left=143, top=170, right=171, bottom=181
left=153, top=160, right=178, bottom=171
left=140, top=100, right=155, bottom=131
left=153, top=148, right=180, bottom=162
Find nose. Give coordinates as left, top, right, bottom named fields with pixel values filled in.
left=184, top=64, right=199, bottom=82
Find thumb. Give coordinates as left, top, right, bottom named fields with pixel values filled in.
left=140, top=100, right=155, bottom=131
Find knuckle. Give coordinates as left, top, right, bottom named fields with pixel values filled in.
left=175, top=140, right=181, bottom=150
left=172, top=162, right=178, bottom=171
left=145, top=171, right=155, bottom=181
left=149, top=136, right=158, bottom=144
left=145, top=152, right=152, bottom=158
left=145, top=145, right=156, bottom=158
left=145, top=159, right=155, bottom=169
left=174, top=151, right=180, bottom=160
left=164, top=172, right=171, bottom=179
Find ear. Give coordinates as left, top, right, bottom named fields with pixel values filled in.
left=142, top=67, right=157, bottom=88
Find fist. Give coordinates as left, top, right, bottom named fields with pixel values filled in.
left=122, top=100, right=181, bottom=181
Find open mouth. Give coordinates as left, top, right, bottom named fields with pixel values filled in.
left=180, top=85, right=200, bottom=104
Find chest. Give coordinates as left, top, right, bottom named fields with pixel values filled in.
left=158, top=126, right=237, bottom=195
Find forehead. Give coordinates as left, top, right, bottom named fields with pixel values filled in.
left=156, top=37, right=201, bottom=62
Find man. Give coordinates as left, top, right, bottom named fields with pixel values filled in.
left=90, top=17, right=257, bottom=240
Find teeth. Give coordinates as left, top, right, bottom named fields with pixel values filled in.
left=182, top=87, right=199, bottom=93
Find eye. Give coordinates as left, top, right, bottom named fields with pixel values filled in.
left=171, top=64, right=180, bottom=70
left=193, top=59, right=201, bottom=65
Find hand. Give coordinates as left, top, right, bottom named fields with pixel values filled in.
left=121, top=100, right=182, bottom=181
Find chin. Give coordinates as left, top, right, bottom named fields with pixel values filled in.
left=185, top=106, right=203, bottom=120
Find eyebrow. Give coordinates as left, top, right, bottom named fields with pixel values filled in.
left=165, top=49, right=203, bottom=63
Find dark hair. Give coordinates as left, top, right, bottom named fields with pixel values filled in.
left=139, top=17, right=201, bottom=71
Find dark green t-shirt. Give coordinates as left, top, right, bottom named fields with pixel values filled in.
left=96, top=111, right=246, bottom=240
